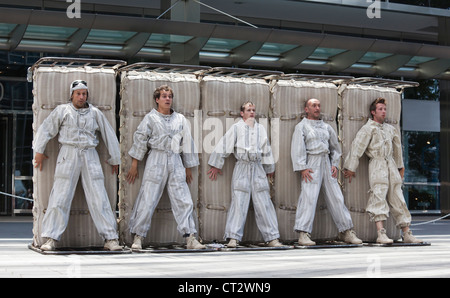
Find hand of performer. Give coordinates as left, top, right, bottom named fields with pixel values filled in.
left=186, top=167, right=193, bottom=184
left=34, top=152, right=48, bottom=171
left=266, top=171, right=275, bottom=184
left=331, top=166, right=338, bottom=178
left=343, top=169, right=355, bottom=183
left=126, top=158, right=139, bottom=184
left=207, top=166, right=222, bottom=181
left=111, top=164, right=119, bottom=175
left=300, top=168, right=314, bottom=183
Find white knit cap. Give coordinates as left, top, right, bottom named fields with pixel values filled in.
left=70, top=80, right=88, bottom=94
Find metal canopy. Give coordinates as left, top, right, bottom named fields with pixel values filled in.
left=0, top=1, right=449, bottom=80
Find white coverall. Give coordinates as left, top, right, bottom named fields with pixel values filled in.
left=128, top=109, right=199, bottom=237
left=291, top=118, right=354, bottom=234
left=33, top=103, right=120, bottom=241
left=208, top=119, right=280, bottom=242
left=344, top=119, right=411, bottom=227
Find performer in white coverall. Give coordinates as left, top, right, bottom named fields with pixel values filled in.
left=291, top=98, right=361, bottom=246
left=126, top=85, right=205, bottom=250
left=207, top=101, right=283, bottom=248
left=343, top=97, right=422, bottom=244
left=33, top=80, right=122, bottom=251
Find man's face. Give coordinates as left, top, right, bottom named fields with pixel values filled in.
left=71, top=89, right=88, bottom=109
left=240, top=104, right=256, bottom=121
left=305, top=98, right=321, bottom=120
left=372, top=103, right=386, bottom=123
left=156, top=90, right=173, bottom=109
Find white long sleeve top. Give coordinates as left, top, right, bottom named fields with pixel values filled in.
left=33, top=102, right=121, bottom=165
left=208, top=119, right=275, bottom=174
left=291, top=118, right=341, bottom=172
left=344, top=119, right=404, bottom=172
left=128, top=108, right=199, bottom=168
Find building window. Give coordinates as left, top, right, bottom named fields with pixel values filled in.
left=403, top=131, right=440, bottom=212
left=402, top=79, right=440, bottom=213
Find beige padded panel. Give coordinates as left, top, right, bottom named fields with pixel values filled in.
left=271, top=79, right=340, bottom=242
left=118, top=70, right=201, bottom=246
left=340, top=84, right=402, bottom=242
left=32, top=66, right=118, bottom=248
left=199, top=75, right=271, bottom=243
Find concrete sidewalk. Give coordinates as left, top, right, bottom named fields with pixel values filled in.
left=0, top=215, right=449, bottom=279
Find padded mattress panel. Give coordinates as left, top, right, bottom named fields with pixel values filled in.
left=32, top=66, right=118, bottom=248
left=340, top=84, right=402, bottom=242
left=199, top=75, right=272, bottom=243
left=271, top=79, right=340, bottom=241
left=118, top=70, right=201, bottom=246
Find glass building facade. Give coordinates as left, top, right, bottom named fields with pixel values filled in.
left=0, top=51, right=444, bottom=215
left=0, top=52, right=37, bottom=214
left=402, top=81, right=441, bottom=213
left=0, top=0, right=449, bottom=215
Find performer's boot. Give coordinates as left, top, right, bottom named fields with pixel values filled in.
left=131, top=235, right=144, bottom=249
left=104, top=239, right=123, bottom=251
left=186, top=234, right=206, bottom=249
left=298, top=232, right=316, bottom=246
left=227, top=238, right=239, bottom=248
left=402, top=230, right=423, bottom=243
left=267, top=239, right=284, bottom=247
left=376, top=228, right=393, bottom=244
left=340, top=229, right=363, bottom=244
left=40, top=238, right=56, bottom=251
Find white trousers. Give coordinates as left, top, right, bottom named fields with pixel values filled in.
left=129, top=150, right=197, bottom=237
left=294, top=154, right=354, bottom=234
left=225, top=160, right=280, bottom=242
left=41, top=146, right=118, bottom=241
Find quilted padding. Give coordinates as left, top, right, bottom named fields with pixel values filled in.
left=32, top=65, right=119, bottom=248
left=118, top=69, right=202, bottom=246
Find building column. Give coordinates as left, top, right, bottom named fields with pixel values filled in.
left=161, top=0, right=201, bottom=65
left=438, top=16, right=450, bottom=214
left=440, top=80, right=450, bottom=214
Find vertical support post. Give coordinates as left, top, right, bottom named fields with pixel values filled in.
left=161, top=0, right=201, bottom=65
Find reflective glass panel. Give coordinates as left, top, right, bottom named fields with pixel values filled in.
left=403, top=131, right=439, bottom=183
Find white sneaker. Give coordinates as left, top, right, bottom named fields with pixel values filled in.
left=186, top=234, right=206, bottom=249
left=40, top=238, right=56, bottom=251
left=104, top=239, right=122, bottom=251
left=131, top=235, right=144, bottom=249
